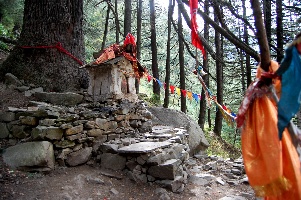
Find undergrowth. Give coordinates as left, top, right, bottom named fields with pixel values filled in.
left=204, top=127, right=242, bottom=159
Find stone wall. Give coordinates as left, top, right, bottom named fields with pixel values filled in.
left=1, top=94, right=193, bottom=192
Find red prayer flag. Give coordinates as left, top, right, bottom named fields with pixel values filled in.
left=189, top=0, right=206, bottom=58
left=147, top=75, right=152, bottom=82
left=181, top=89, right=187, bottom=97
left=170, top=85, right=175, bottom=94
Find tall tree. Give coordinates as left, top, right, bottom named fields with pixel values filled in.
left=124, top=0, right=132, bottom=37
left=178, top=5, right=186, bottom=113
left=0, top=0, right=88, bottom=92
left=213, top=8, right=223, bottom=136
left=263, top=0, right=271, bottom=50
left=135, top=0, right=142, bottom=93
left=101, top=5, right=110, bottom=50
left=115, top=0, right=120, bottom=43
left=276, top=0, right=284, bottom=62
left=242, top=0, right=252, bottom=86
left=163, top=0, right=174, bottom=108
left=198, top=0, right=209, bottom=129
left=149, top=0, right=160, bottom=97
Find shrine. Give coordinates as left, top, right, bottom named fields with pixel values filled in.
left=81, top=33, right=145, bottom=102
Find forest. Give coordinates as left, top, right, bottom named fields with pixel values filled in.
left=0, top=0, right=300, bottom=147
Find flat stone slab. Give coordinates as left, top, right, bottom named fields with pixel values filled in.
left=118, top=142, right=172, bottom=154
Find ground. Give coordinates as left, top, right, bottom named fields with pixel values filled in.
left=0, top=51, right=255, bottom=200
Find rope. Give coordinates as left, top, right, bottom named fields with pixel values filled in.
left=21, top=42, right=83, bottom=65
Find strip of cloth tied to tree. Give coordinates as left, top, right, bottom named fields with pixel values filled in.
left=236, top=0, right=301, bottom=198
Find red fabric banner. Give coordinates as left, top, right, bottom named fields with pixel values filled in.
left=189, top=0, right=206, bottom=58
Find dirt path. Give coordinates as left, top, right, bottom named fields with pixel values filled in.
left=0, top=154, right=255, bottom=200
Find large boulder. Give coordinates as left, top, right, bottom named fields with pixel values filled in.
left=3, top=141, right=55, bottom=171
left=147, top=106, right=209, bottom=155
left=34, top=92, right=83, bottom=106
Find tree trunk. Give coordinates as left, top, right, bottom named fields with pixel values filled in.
left=115, top=0, right=120, bottom=43
left=163, top=0, right=174, bottom=108
left=149, top=0, right=160, bottom=97
left=136, top=0, right=142, bottom=93
left=243, top=0, right=252, bottom=86
left=276, top=0, right=284, bottom=62
left=101, top=5, right=110, bottom=50
left=178, top=5, right=186, bottom=113
left=124, top=0, right=132, bottom=37
left=0, top=0, right=88, bottom=92
left=250, top=0, right=271, bottom=72
left=198, top=0, right=209, bottom=129
left=213, top=11, right=223, bottom=136
left=263, top=0, right=271, bottom=50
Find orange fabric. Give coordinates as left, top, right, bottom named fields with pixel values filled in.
left=241, top=61, right=301, bottom=199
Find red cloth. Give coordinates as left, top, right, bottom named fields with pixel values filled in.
left=147, top=75, right=152, bottom=82
left=170, top=85, right=175, bottom=94
left=189, top=0, right=206, bottom=58
left=181, top=89, right=187, bottom=97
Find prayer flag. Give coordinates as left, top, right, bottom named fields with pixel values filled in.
left=189, top=0, right=206, bottom=58
left=193, top=93, right=199, bottom=102
left=170, top=85, right=175, bottom=94
left=176, top=87, right=181, bottom=96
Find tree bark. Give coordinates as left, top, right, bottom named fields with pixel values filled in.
left=250, top=0, right=271, bottom=72
left=213, top=8, right=223, bottom=136
left=0, top=0, right=88, bottom=92
left=163, top=0, right=174, bottom=108
left=101, top=5, right=110, bottom=50
left=124, top=0, right=132, bottom=37
left=136, top=0, right=142, bottom=93
left=243, top=0, right=252, bottom=86
left=115, top=0, right=120, bottom=43
left=149, top=0, right=160, bottom=97
left=178, top=5, right=186, bottom=113
left=263, top=0, right=271, bottom=50
left=198, top=0, right=209, bottom=129
left=276, top=0, right=284, bottom=62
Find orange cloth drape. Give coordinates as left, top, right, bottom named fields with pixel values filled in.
left=241, top=61, right=301, bottom=199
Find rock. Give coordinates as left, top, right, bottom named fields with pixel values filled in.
left=147, top=106, right=209, bottom=155
left=100, top=143, right=119, bottom=153
left=110, top=188, right=119, bottom=195
left=65, top=124, right=83, bottom=136
left=100, top=153, right=126, bottom=170
left=148, top=159, right=181, bottom=180
left=20, top=116, right=38, bottom=126
left=86, top=176, right=105, bottom=184
left=66, top=147, right=92, bottom=166
left=54, top=140, right=76, bottom=148
left=118, top=141, right=172, bottom=154
left=25, top=87, right=43, bottom=97
left=34, top=92, right=83, bottom=106
left=16, top=86, right=30, bottom=92
left=87, top=129, right=103, bottom=137
left=219, top=195, right=247, bottom=200
left=10, top=125, right=28, bottom=139
left=32, top=125, right=63, bottom=140
left=5, top=73, right=23, bottom=86
left=0, top=122, right=9, bottom=138
left=0, top=111, right=15, bottom=122
left=3, top=141, right=55, bottom=171
left=189, top=175, right=210, bottom=186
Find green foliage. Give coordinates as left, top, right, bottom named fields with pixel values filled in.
left=204, top=126, right=241, bottom=159
left=0, top=0, right=24, bottom=39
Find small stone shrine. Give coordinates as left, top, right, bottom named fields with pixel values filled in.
left=81, top=33, right=146, bottom=102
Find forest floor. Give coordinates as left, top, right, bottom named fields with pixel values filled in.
left=0, top=51, right=255, bottom=200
